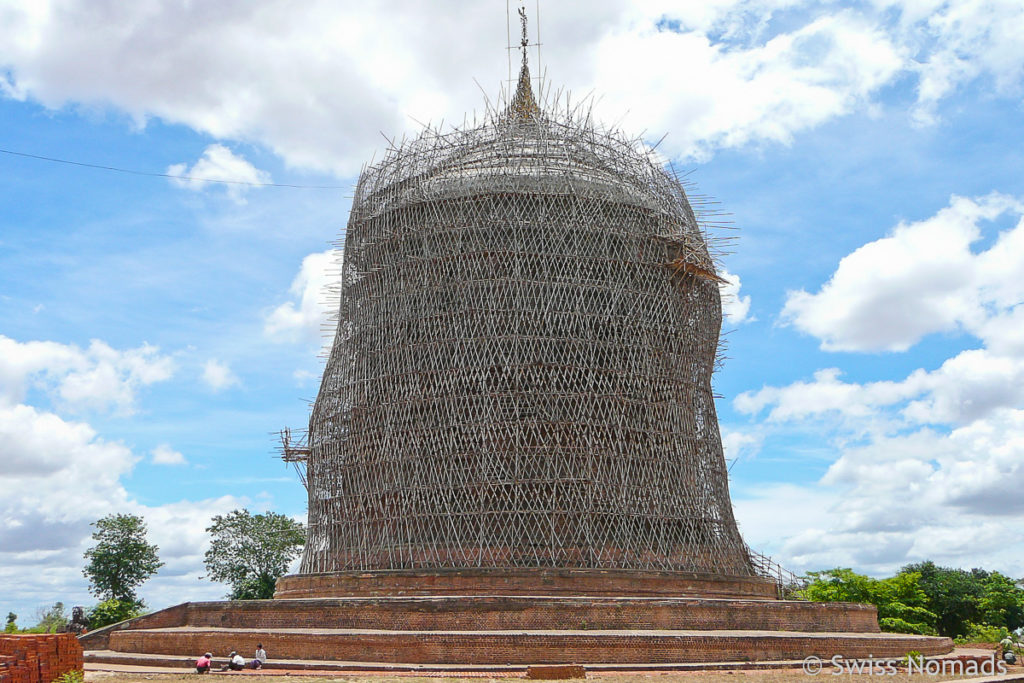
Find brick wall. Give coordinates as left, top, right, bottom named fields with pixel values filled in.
left=0, top=634, right=83, bottom=683
left=166, top=596, right=879, bottom=633
left=78, top=603, right=189, bottom=650
left=274, top=569, right=779, bottom=600
left=109, top=628, right=954, bottom=665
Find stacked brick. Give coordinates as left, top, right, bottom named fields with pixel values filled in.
left=0, top=634, right=83, bottom=683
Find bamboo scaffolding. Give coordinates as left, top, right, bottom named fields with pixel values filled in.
left=286, top=41, right=754, bottom=577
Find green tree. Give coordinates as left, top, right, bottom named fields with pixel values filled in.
left=977, top=571, right=1024, bottom=629
left=33, top=602, right=67, bottom=633
left=898, top=562, right=1024, bottom=638
left=901, top=562, right=982, bottom=638
left=799, top=568, right=937, bottom=635
left=204, top=509, right=305, bottom=600
left=83, top=513, right=163, bottom=605
left=4, top=612, right=17, bottom=633
left=87, top=599, right=144, bottom=629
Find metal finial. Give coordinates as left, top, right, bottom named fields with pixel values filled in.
left=519, top=6, right=528, bottom=64
left=505, top=3, right=540, bottom=121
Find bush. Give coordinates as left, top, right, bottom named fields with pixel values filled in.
left=87, top=599, right=144, bottom=628
left=880, top=617, right=936, bottom=635
left=799, top=568, right=938, bottom=635
left=902, top=651, right=924, bottom=668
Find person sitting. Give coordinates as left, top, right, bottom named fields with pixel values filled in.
left=219, top=651, right=246, bottom=671
left=252, top=644, right=267, bottom=670
left=195, top=652, right=212, bottom=674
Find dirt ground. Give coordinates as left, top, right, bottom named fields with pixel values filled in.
left=82, top=668, right=999, bottom=683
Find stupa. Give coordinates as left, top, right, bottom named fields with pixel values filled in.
left=81, top=10, right=953, bottom=668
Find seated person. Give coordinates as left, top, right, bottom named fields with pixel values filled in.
left=195, top=652, right=212, bottom=674
left=252, top=644, right=267, bottom=670
left=220, top=651, right=246, bottom=671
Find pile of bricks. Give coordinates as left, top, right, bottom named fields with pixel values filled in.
left=0, top=634, right=83, bottom=683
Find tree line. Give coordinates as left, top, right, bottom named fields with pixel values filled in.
left=799, top=564, right=1024, bottom=645
left=4, top=509, right=304, bottom=632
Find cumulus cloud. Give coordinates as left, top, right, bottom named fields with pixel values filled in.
left=1, top=2, right=1021, bottom=172
left=264, top=249, right=339, bottom=345
left=0, top=399, right=244, bottom=612
left=0, top=334, right=250, bottom=614
left=720, top=428, right=762, bottom=467
left=596, top=9, right=905, bottom=160
left=733, top=192, right=1024, bottom=578
left=201, top=359, right=240, bottom=392
left=0, top=334, right=174, bottom=414
left=719, top=268, right=753, bottom=324
left=151, top=444, right=187, bottom=466
left=167, top=144, right=270, bottom=202
left=891, top=0, right=1024, bottom=125
left=782, top=193, right=1024, bottom=352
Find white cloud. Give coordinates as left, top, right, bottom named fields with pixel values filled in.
left=734, top=191, right=1024, bottom=578
left=293, top=368, right=318, bottom=385
left=721, top=427, right=762, bottom=464
left=782, top=193, right=1024, bottom=352
left=594, top=9, right=905, bottom=161
left=151, top=443, right=187, bottom=466
left=201, top=358, right=240, bottom=392
left=889, top=0, right=1024, bottom=125
left=0, top=334, right=174, bottom=414
left=735, top=464, right=1023, bottom=577
left=264, top=249, right=339, bottom=345
left=0, top=334, right=254, bottom=613
left=0, top=399, right=246, bottom=614
left=719, top=268, right=753, bottom=324
left=167, top=144, right=270, bottom=203
left=1, top=2, right=1021, bottom=172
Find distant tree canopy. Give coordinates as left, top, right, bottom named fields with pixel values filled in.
left=902, top=561, right=1024, bottom=638
left=799, top=563, right=1024, bottom=639
left=34, top=602, right=67, bottom=633
left=799, top=568, right=938, bottom=635
left=83, top=513, right=163, bottom=612
left=88, top=599, right=144, bottom=629
left=204, top=509, right=305, bottom=600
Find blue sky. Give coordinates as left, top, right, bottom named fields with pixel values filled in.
left=2, top=0, right=1023, bottom=621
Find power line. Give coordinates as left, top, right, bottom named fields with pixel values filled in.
left=0, top=147, right=346, bottom=189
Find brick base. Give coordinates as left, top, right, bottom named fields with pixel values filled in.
left=80, top=596, right=880, bottom=640
left=274, top=569, right=779, bottom=599
left=79, top=569, right=953, bottom=666
left=108, top=626, right=953, bottom=665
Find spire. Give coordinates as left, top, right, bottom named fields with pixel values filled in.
left=507, top=5, right=540, bottom=121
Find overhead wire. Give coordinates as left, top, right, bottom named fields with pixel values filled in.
left=0, top=147, right=346, bottom=189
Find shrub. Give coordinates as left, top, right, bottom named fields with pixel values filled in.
left=87, top=599, right=144, bottom=628
left=54, top=671, right=84, bottom=683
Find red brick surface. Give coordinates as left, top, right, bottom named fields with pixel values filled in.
left=527, top=664, right=587, bottom=678
left=0, top=634, right=83, bottom=683
left=87, top=596, right=878, bottom=633
left=81, top=570, right=954, bottom=666
left=108, top=626, right=953, bottom=665
left=274, top=569, right=779, bottom=599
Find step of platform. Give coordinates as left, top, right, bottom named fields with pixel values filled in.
left=274, top=569, right=779, bottom=600
left=76, top=648, right=890, bottom=673
left=106, top=626, right=953, bottom=665
left=88, top=595, right=879, bottom=636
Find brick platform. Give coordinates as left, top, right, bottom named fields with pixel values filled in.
left=274, top=569, right=779, bottom=599
left=79, top=570, right=953, bottom=667
left=78, top=596, right=879, bottom=641
left=0, top=634, right=83, bottom=683
left=105, top=625, right=952, bottom=665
